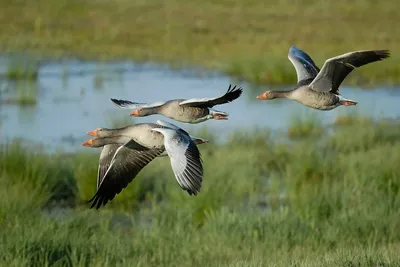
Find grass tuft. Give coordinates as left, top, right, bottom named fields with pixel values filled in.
left=287, top=112, right=324, bottom=139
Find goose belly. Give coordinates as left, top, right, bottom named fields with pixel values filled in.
left=162, top=102, right=209, bottom=123
left=292, top=89, right=339, bottom=110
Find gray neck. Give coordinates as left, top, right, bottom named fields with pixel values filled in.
left=95, top=136, right=132, bottom=147
left=141, top=106, right=161, bottom=116
left=101, top=126, right=135, bottom=137
left=271, top=90, right=295, bottom=99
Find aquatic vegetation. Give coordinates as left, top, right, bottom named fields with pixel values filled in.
left=1, top=80, right=38, bottom=106
left=6, top=59, right=39, bottom=81
left=1, top=116, right=400, bottom=266
left=0, top=0, right=398, bottom=85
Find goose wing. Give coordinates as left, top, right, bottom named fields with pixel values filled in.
left=110, top=98, right=166, bottom=109
left=152, top=128, right=203, bottom=195
left=155, top=119, right=190, bottom=136
left=88, top=139, right=164, bottom=209
left=97, top=144, right=120, bottom=189
left=309, top=50, right=390, bottom=94
left=155, top=119, right=209, bottom=145
left=288, top=45, right=320, bottom=84
left=179, top=84, right=243, bottom=108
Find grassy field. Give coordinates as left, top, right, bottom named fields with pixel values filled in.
left=0, top=0, right=399, bottom=85
left=1, top=116, right=400, bottom=266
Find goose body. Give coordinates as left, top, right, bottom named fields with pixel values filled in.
left=110, top=84, right=243, bottom=123
left=82, top=120, right=207, bottom=209
left=257, top=46, right=390, bottom=110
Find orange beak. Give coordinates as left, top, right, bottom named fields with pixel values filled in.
left=87, top=129, right=98, bottom=136
left=82, top=139, right=93, bottom=147
left=129, top=109, right=139, bottom=116
left=256, top=93, right=268, bottom=100
left=213, top=114, right=228, bottom=120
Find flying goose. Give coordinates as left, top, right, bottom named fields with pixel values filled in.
left=257, top=48, right=390, bottom=110
left=110, top=84, right=243, bottom=123
left=82, top=120, right=207, bottom=209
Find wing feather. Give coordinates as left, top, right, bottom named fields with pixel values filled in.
left=153, top=128, right=204, bottom=195
left=309, top=50, right=390, bottom=93
left=110, top=98, right=166, bottom=109
left=88, top=140, right=164, bottom=209
left=178, top=84, right=243, bottom=108
left=97, top=144, right=120, bottom=189
left=288, top=45, right=320, bottom=84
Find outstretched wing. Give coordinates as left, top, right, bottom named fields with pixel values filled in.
left=288, top=45, right=320, bottom=84
left=110, top=98, right=166, bottom=109
left=309, top=50, right=390, bottom=94
left=153, top=128, right=203, bottom=195
left=88, top=139, right=164, bottom=209
left=168, top=140, right=203, bottom=195
left=178, top=84, right=243, bottom=108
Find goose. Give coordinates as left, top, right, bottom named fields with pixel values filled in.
left=257, top=47, right=390, bottom=110
left=82, top=120, right=206, bottom=209
left=92, top=129, right=207, bottom=191
left=110, top=84, right=243, bottom=123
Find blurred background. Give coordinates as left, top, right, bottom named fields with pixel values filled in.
left=1, top=0, right=399, bottom=266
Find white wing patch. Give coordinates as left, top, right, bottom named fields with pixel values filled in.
left=168, top=140, right=190, bottom=189
left=151, top=127, right=203, bottom=194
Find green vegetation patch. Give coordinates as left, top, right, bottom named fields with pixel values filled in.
left=0, top=0, right=398, bottom=85
left=1, top=116, right=400, bottom=266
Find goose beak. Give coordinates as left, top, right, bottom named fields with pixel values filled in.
left=213, top=114, right=228, bottom=120
left=87, top=129, right=98, bottom=136
left=82, top=139, right=93, bottom=147
left=129, top=109, right=139, bottom=116
left=256, top=93, right=267, bottom=100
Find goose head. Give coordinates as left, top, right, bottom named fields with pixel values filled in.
left=129, top=108, right=154, bottom=117
left=257, top=90, right=290, bottom=100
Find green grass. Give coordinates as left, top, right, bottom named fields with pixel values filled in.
left=1, top=117, right=400, bottom=266
left=0, top=0, right=398, bottom=85
left=287, top=112, right=324, bottom=139
left=334, top=113, right=374, bottom=126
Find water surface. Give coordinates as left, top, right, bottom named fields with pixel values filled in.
left=1, top=57, right=399, bottom=151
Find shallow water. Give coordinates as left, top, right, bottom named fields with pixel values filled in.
left=1, top=56, right=399, bottom=151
